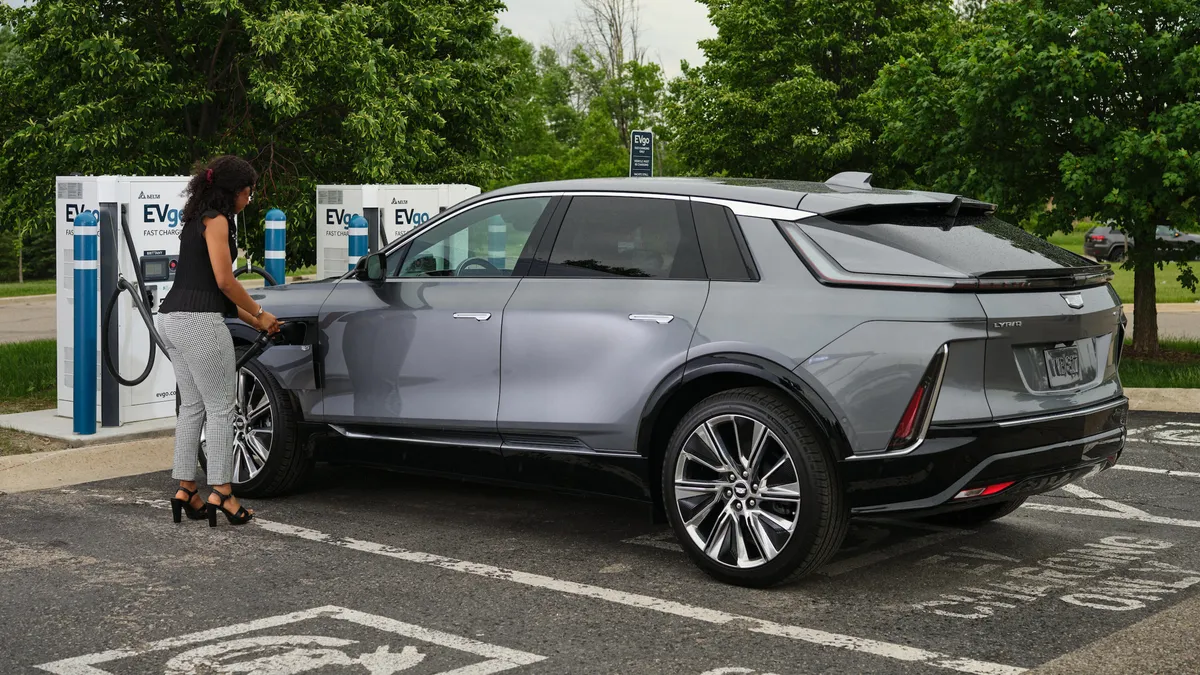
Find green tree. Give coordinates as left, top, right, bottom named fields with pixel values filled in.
left=666, top=0, right=955, bottom=181
left=878, top=0, right=1200, bottom=352
left=0, top=0, right=515, bottom=267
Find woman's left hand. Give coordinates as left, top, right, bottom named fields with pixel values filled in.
left=258, top=311, right=282, bottom=335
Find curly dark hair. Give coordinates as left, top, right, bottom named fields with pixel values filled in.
left=180, top=155, right=259, bottom=224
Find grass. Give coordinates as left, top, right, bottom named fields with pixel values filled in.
left=0, top=279, right=56, bottom=298
left=0, top=428, right=68, bottom=457
left=235, top=257, right=316, bottom=282
left=0, top=339, right=61, bottom=456
left=0, top=339, right=56, bottom=406
left=1047, top=228, right=1200, bottom=304
left=1120, top=337, right=1200, bottom=389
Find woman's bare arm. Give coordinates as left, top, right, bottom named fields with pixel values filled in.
left=202, top=214, right=262, bottom=315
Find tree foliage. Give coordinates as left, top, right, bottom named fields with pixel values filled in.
left=666, top=0, right=956, bottom=182
left=490, top=31, right=672, bottom=188
left=878, top=0, right=1200, bottom=351
left=0, top=0, right=515, bottom=266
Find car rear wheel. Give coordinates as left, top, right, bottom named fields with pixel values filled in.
left=1108, top=247, right=1126, bottom=262
left=662, top=387, right=848, bottom=587
left=175, top=344, right=311, bottom=498
left=928, top=497, right=1027, bottom=527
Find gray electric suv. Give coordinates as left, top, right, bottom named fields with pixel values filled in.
left=201, top=173, right=1129, bottom=587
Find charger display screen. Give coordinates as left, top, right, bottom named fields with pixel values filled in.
left=142, top=258, right=169, bottom=281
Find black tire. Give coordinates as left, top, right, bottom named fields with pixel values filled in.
left=175, top=344, right=311, bottom=498
left=662, top=387, right=848, bottom=587
left=927, top=497, right=1027, bottom=527
left=1108, top=247, right=1126, bottom=262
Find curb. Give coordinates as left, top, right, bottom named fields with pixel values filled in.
left=1123, top=388, right=1200, bottom=415
left=0, top=437, right=173, bottom=494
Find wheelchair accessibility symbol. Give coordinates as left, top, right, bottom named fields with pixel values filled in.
left=35, top=606, right=545, bottom=675
left=165, top=636, right=424, bottom=674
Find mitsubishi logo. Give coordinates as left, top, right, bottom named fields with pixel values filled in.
left=1062, top=293, right=1085, bottom=309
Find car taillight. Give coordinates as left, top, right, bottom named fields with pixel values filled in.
left=1088, top=235, right=1107, bottom=242
left=886, top=345, right=949, bottom=452
left=953, top=481, right=1015, bottom=500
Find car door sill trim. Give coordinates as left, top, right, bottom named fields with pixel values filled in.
left=330, top=425, right=503, bottom=450
left=502, top=442, right=640, bottom=457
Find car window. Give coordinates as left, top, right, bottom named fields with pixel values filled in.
left=692, top=202, right=757, bottom=281
left=391, top=197, right=551, bottom=278
left=545, top=196, right=705, bottom=279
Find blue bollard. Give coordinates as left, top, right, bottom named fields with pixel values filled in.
left=487, top=215, right=506, bottom=270
left=264, top=208, right=286, bottom=286
left=73, top=211, right=99, bottom=435
left=348, top=214, right=368, bottom=272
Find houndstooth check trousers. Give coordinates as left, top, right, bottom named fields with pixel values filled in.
left=157, top=311, right=237, bottom=485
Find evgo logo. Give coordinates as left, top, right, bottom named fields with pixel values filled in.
left=326, top=209, right=354, bottom=229
left=144, top=204, right=182, bottom=227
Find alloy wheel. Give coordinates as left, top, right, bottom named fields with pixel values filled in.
left=200, top=366, right=274, bottom=484
left=672, top=414, right=801, bottom=569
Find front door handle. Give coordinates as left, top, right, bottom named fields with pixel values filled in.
left=453, top=312, right=491, bottom=321
left=629, top=314, right=674, bottom=324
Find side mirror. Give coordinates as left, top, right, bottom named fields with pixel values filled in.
left=356, top=252, right=386, bottom=285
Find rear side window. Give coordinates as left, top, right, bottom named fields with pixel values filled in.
left=692, top=202, right=758, bottom=281
left=545, top=197, right=706, bottom=279
left=798, top=212, right=1096, bottom=278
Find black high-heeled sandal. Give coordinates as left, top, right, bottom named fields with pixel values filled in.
left=208, top=489, right=254, bottom=527
left=170, top=487, right=209, bottom=523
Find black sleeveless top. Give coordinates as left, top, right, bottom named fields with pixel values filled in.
left=158, top=209, right=238, bottom=317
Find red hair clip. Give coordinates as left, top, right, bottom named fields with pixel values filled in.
left=205, top=168, right=213, bottom=184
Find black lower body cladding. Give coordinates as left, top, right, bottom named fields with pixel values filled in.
left=839, top=398, right=1128, bottom=514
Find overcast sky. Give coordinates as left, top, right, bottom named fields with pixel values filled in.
left=498, top=0, right=716, bottom=80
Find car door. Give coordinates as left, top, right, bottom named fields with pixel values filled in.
left=317, top=195, right=558, bottom=476
left=497, top=194, right=711, bottom=498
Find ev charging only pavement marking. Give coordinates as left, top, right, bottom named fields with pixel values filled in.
left=35, top=605, right=545, bottom=675
left=114, top=496, right=1024, bottom=675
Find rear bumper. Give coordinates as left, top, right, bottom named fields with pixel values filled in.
left=841, top=397, right=1128, bottom=514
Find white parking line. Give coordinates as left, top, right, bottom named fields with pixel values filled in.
left=234, top=516, right=1025, bottom=675
left=1024, top=484, right=1200, bottom=528
left=1112, top=464, right=1200, bottom=479
left=624, top=519, right=973, bottom=577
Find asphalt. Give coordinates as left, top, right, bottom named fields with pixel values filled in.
left=1, top=412, right=1199, bottom=674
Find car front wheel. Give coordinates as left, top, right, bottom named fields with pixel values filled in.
left=176, top=344, right=311, bottom=498
left=663, top=387, right=848, bottom=587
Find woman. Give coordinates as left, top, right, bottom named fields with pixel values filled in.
left=156, top=155, right=281, bottom=527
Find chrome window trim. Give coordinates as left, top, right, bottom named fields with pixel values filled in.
left=341, top=189, right=819, bottom=281
left=691, top=196, right=815, bottom=221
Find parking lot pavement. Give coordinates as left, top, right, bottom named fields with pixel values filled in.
left=0, top=294, right=55, bottom=344
left=2, top=413, right=1198, bottom=675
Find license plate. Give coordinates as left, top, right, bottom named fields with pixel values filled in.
left=1044, top=345, right=1082, bottom=387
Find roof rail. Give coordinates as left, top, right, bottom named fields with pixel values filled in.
left=825, top=171, right=873, bottom=189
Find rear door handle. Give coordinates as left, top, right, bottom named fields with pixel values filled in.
left=629, top=314, right=674, bottom=324
left=453, top=312, right=491, bottom=321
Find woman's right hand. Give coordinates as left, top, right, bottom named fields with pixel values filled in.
left=257, top=311, right=282, bottom=335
